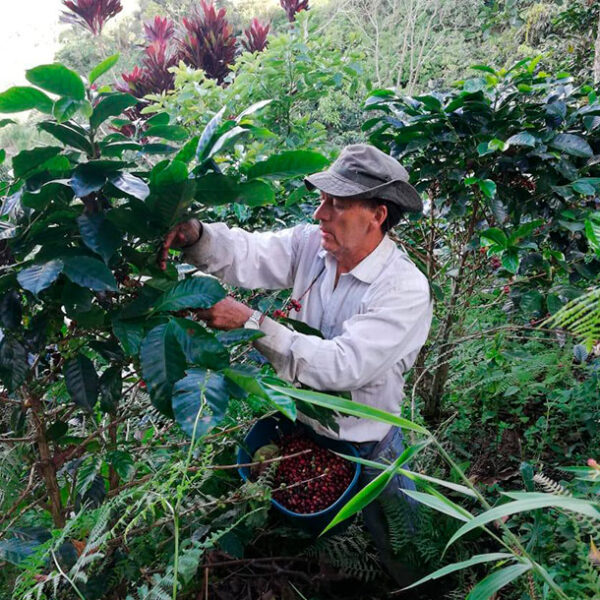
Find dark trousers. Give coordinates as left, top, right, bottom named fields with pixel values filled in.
left=356, top=426, right=420, bottom=588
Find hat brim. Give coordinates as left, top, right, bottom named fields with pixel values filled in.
left=304, top=169, right=423, bottom=213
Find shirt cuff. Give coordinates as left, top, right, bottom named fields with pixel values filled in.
left=181, top=222, right=217, bottom=268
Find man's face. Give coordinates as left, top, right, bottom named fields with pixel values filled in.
left=313, top=193, right=381, bottom=259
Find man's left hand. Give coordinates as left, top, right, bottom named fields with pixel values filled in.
left=194, top=297, right=253, bottom=330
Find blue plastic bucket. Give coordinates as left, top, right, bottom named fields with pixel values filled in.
left=237, top=417, right=361, bottom=535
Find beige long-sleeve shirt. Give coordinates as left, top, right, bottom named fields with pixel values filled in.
left=184, top=222, right=432, bottom=443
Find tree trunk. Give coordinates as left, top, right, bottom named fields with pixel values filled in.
left=595, top=8, right=600, bottom=85
left=30, top=397, right=65, bottom=528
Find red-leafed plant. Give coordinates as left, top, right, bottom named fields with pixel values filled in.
left=280, top=0, right=309, bottom=22
left=144, top=15, right=175, bottom=44
left=242, top=18, right=270, bottom=53
left=119, top=16, right=177, bottom=99
left=61, top=0, right=123, bottom=35
left=179, top=0, right=237, bottom=84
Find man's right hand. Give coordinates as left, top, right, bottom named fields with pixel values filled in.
left=158, top=219, right=202, bottom=270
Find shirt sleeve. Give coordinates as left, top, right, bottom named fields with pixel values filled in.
left=183, top=222, right=305, bottom=290
left=254, top=275, right=433, bottom=391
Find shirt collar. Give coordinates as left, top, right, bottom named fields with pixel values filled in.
left=317, top=235, right=395, bottom=284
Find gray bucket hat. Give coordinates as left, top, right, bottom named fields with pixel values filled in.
left=304, top=144, right=422, bottom=213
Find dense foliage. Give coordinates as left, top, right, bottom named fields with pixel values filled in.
left=0, top=1, right=599, bottom=599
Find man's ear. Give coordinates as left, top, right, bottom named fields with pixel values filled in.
left=373, top=203, right=388, bottom=229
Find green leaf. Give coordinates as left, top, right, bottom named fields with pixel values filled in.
left=89, top=54, right=120, bottom=84
left=0, top=118, right=16, bottom=128
left=235, top=99, right=272, bottom=122
left=480, top=228, right=508, bottom=249
left=106, top=450, right=134, bottom=481
left=17, top=260, right=64, bottom=295
left=64, top=354, right=99, bottom=412
left=112, top=317, right=145, bottom=356
left=0, top=291, right=22, bottom=330
left=170, top=318, right=229, bottom=370
left=501, top=250, right=519, bottom=274
left=174, top=136, right=199, bottom=164
left=508, top=219, right=542, bottom=244
left=401, top=553, right=513, bottom=591
left=550, top=133, right=593, bottom=158
left=146, top=112, right=170, bottom=126
left=467, top=563, right=531, bottom=600
left=265, top=384, right=429, bottom=435
left=172, top=368, right=234, bottom=437
left=90, top=93, right=138, bottom=129
left=585, top=213, right=600, bottom=251
left=151, top=276, right=226, bottom=313
left=322, top=461, right=396, bottom=534
left=247, top=150, right=329, bottom=179
left=506, top=132, right=537, bottom=147
left=77, top=214, right=121, bottom=263
left=140, top=322, right=187, bottom=417
left=195, top=174, right=275, bottom=207
left=478, top=179, right=497, bottom=199
left=0, top=338, right=28, bottom=392
left=145, top=125, right=188, bottom=141
left=196, top=105, right=226, bottom=161
left=447, top=494, right=600, bottom=549
left=12, top=146, right=63, bottom=178
left=108, top=172, right=149, bottom=200
left=53, top=98, right=91, bottom=123
left=38, top=121, right=94, bottom=155
left=225, top=368, right=296, bottom=420
left=207, top=126, right=250, bottom=159
left=0, top=86, right=54, bottom=113
left=146, top=160, right=196, bottom=227
left=217, top=328, right=264, bottom=346
left=402, top=489, right=474, bottom=522
left=62, top=256, right=117, bottom=291
left=99, top=366, right=122, bottom=414
left=26, top=64, right=85, bottom=100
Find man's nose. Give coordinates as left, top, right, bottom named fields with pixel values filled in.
left=313, top=200, right=328, bottom=221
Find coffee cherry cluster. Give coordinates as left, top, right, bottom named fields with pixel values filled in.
left=272, top=433, right=354, bottom=514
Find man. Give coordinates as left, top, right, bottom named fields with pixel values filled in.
left=160, top=144, right=433, bottom=584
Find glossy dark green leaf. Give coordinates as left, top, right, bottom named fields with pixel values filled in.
left=101, top=141, right=142, bottom=157
left=12, top=147, right=62, bottom=179
left=478, top=179, right=497, bottom=199
left=0, top=338, right=28, bottom=391
left=64, top=354, right=99, bottom=412
left=172, top=368, right=234, bottom=437
left=0, top=537, right=42, bottom=566
left=77, top=214, right=121, bottom=263
left=501, top=250, right=519, bottom=274
left=216, top=328, right=264, bottom=346
left=140, top=322, right=187, bottom=417
left=174, top=136, right=199, bottom=164
left=26, top=64, right=85, bottom=100
left=225, top=367, right=296, bottom=420
left=171, top=318, right=229, bottom=370
left=53, top=97, right=91, bottom=123
left=38, top=121, right=94, bottom=155
left=62, top=281, right=93, bottom=316
left=17, top=260, right=64, bottom=295
left=247, top=150, right=329, bottom=179
left=480, top=228, right=508, bottom=249
left=106, top=449, right=134, bottom=481
left=152, top=277, right=226, bottom=313
left=62, top=256, right=117, bottom=291
left=112, top=317, right=145, bottom=356
left=145, top=112, right=170, bottom=126
left=506, top=131, right=536, bottom=147
left=195, top=174, right=275, bottom=207
left=0, top=290, right=22, bottom=330
left=145, top=125, right=188, bottom=141
left=89, top=54, right=120, bottom=84
left=109, top=172, right=150, bottom=200
left=146, top=161, right=196, bottom=227
left=99, top=366, right=122, bottom=413
left=0, top=86, right=54, bottom=114
left=90, top=93, right=138, bottom=129
left=89, top=338, right=124, bottom=362
left=69, top=165, right=107, bottom=197
left=196, top=106, right=226, bottom=161
left=550, top=133, right=594, bottom=158
left=0, top=118, right=16, bottom=128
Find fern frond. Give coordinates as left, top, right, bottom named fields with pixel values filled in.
left=533, top=472, right=571, bottom=496
left=545, top=287, right=600, bottom=351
